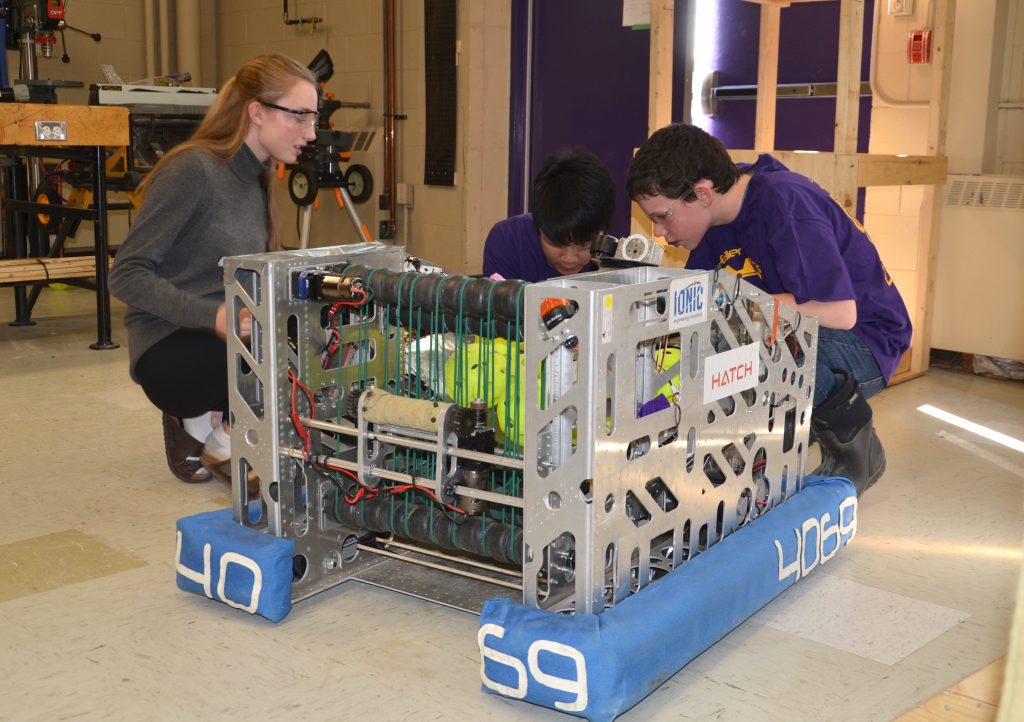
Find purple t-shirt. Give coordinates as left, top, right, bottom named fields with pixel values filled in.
left=482, top=213, right=595, bottom=282
left=686, top=155, right=911, bottom=381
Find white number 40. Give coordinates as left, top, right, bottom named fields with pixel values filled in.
left=478, top=623, right=588, bottom=712
left=175, top=531, right=263, bottom=614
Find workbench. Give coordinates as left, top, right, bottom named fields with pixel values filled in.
left=0, top=102, right=129, bottom=349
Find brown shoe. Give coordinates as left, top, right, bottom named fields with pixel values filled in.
left=161, top=414, right=212, bottom=483
left=200, top=454, right=261, bottom=498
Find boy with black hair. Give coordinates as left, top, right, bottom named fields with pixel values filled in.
left=627, top=122, right=911, bottom=495
left=483, top=150, right=615, bottom=282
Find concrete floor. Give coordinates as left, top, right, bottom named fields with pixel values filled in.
left=1, top=286, right=1021, bottom=721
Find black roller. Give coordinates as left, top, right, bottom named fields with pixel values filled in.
left=340, top=265, right=529, bottom=322
left=383, top=305, right=523, bottom=340
left=336, top=495, right=523, bottom=565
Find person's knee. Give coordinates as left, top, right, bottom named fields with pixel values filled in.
left=857, top=376, right=886, bottom=401
left=814, top=366, right=837, bottom=407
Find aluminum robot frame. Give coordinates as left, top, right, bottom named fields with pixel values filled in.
left=222, top=243, right=818, bottom=614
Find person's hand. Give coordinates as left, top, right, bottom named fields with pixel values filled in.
left=214, top=303, right=252, bottom=341
left=215, top=303, right=227, bottom=339
left=238, top=307, right=252, bottom=342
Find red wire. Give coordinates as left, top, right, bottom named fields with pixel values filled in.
left=289, top=337, right=466, bottom=517
left=288, top=367, right=315, bottom=453
left=335, top=476, right=466, bottom=515
left=322, top=289, right=369, bottom=368
left=320, top=328, right=341, bottom=370
left=338, top=288, right=368, bottom=306
left=325, top=288, right=368, bottom=323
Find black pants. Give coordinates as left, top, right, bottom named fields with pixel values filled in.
left=135, top=329, right=229, bottom=419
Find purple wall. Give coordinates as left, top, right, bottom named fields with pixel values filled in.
left=511, top=0, right=660, bottom=236
left=708, top=0, right=874, bottom=154
left=507, top=0, right=875, bottom=228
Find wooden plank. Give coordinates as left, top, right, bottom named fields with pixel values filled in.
left=633, top=2, right=675, bottom=247
left=895, top=656, right=1004, bottom=722
left=728, top=150, right=946, bottom=188
left=755, top=3, right=781, bottom=151
left=911, top=0, right=956, bottom=378
left=896, top=689, right=997, bottom=722
left=0, top=256, right=113, bottom=284
left=833, top=0, right=864, bottom=156
left=951, top=655, right=1006, bottom=707
left=0, top=260, right=98, bottom=275
left=0, top=104, right=128, bottom=147
left=648, top=0, right=675, bottom=135
left=833, top=150, right=859, bottom=212
left=856, top=154, right=948, bottom=186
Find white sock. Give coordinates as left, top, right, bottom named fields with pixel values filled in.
left=182, top=412, right=213, bottom=443
left=205, top=423, right=232, bottom=462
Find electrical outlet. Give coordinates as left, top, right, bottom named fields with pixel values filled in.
left=888, top=0, right=913, bottom=17
left=396, top=182, right=413, bottom=207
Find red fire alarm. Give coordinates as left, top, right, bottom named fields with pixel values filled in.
left=907, top=28, right=932, bottom=63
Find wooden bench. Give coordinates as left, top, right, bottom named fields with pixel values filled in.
left=0, top=255, right=115, bottom=286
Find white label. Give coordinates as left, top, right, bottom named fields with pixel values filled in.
left=528, top=640, right=588, bottom=712
left=668, top=276, right=707, bottom=331
left=775, top=495, right=858, bottom=583
left=176, top=531, right=263, bottom=614
left=703, top=342, right=760, bottom=404
left=479, top=624, right=589, bottom=712
left=479, top=624, right=529, bottom=698
left=216, top=552, right=263, bottom=613
left=175, top=532, right=213, bottom=599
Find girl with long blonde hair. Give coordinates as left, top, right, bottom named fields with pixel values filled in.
left=111, top=54, right=318, bottom=487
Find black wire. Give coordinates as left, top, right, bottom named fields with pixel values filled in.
left=60, top=28, right=70, bottom=63
left=407, top=471, right=466, bottom=525
left=311, top=461, right=361, bottom=498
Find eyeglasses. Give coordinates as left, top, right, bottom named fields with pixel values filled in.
left=261, top=101, right=319, bottom=128
left=646, top=198, right=685, bottom=227
left=645, top=189, right=698, bottom=226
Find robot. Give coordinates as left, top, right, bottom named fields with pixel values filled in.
left=220, top=241, right=818, bottom=614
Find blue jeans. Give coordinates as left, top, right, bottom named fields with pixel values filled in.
left=814, top=328, right=885, bottom=407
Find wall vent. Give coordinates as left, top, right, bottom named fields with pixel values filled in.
left=946, top=175, right=1024, bottom=209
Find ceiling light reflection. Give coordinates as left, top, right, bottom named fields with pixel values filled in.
left=917, top=404, right=1024, bottom=454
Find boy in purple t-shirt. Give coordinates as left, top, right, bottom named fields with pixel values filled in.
left=626, top=123, right=911, bottom=495
left=483, top=150, right=615, bottom=282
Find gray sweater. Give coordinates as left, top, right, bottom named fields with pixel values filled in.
left=109, top=144, right=269, bottom=380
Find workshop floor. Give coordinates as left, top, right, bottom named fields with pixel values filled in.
left=1, top=287, right=1021, bottom=722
